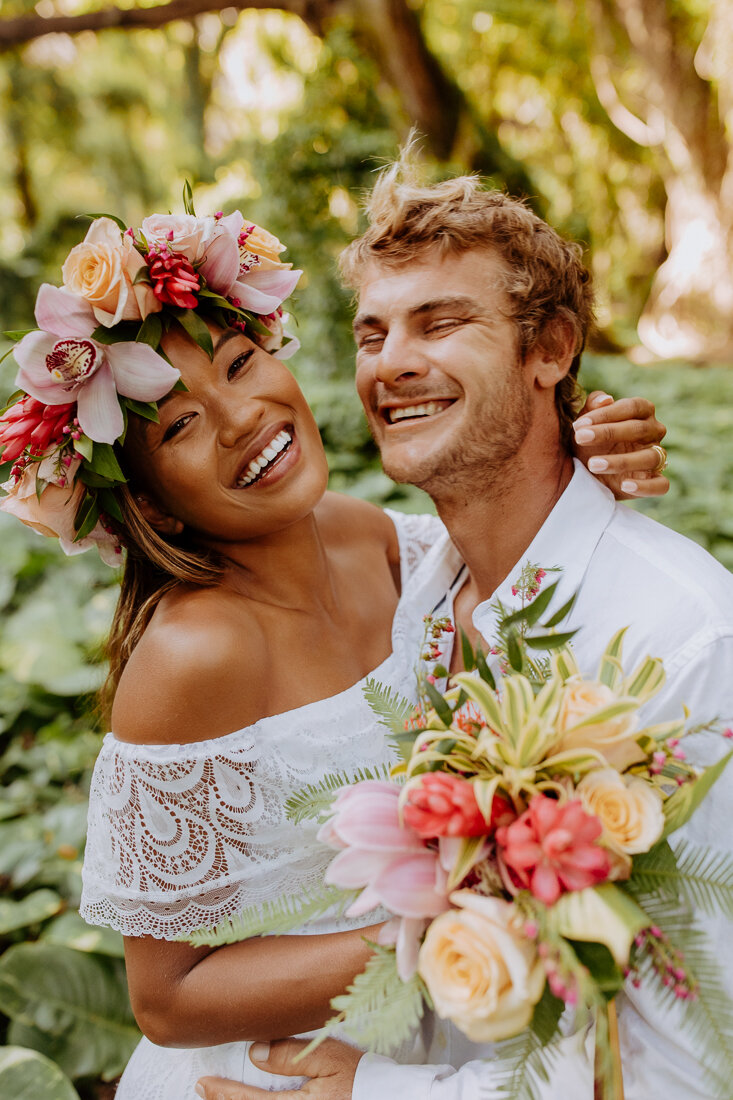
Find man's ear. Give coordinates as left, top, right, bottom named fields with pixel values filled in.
left=526, top=319, right=576, bottom=390
left=134, top=493, right=184, bottom=537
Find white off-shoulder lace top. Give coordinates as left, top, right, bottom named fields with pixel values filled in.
left=80, top=510, right=445, bottom=941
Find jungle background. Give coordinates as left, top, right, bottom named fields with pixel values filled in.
left=0, top=0, right=732, bottom=1095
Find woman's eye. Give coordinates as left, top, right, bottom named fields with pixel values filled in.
left=227, top=349, right=254, bottom=381
left=162, top=413, right=195, bottom=442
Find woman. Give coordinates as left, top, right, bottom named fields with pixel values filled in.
left=0, top=203, right=667, bottom=1098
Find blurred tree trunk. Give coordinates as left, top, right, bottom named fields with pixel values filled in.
left=587, top=0, right=733, bottom=361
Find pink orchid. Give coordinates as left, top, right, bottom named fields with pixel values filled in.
left=199, top=211, right=302, bottom=313
left=319, top=780, right=450, bottom=978
left=496, top=795, right=611, bottom=907
left=13, top=285, right=180, bottom=444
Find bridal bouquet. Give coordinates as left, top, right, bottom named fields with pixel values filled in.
left=194, top=567, right=733, bottom=1099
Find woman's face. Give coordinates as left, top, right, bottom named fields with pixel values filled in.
left=125, top=326, right=329, bottom=545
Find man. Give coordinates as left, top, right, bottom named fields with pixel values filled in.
left=197, top=161, right=733, bottom=1099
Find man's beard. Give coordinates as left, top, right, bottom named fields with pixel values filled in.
left=379, top=372, right=534, bottom=501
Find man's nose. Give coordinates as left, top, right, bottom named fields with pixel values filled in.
left=374, top=327, right=430, bottom=385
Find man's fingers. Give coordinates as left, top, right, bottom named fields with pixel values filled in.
left=195, top=1075, right=301, bottom=1100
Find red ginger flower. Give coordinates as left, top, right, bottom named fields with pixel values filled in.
left=145, top=248, right=200, bottom=309
left=496, top=795, right=611, bottom=906
left=403, top=773, right=515, bottom=839
left=0, top=397, right=76, bottom=464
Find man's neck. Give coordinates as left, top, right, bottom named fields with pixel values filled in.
left=434, top=445, right=574, bottom=607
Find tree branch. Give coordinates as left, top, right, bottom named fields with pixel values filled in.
left=0, top=0, right=327, bottom=50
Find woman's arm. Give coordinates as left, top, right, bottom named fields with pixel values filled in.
left=124, top=925, right=382, bottom=1048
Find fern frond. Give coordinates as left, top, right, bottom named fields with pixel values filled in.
left=630, top=840, right=733, bottom=919
left=363, top=678, right=415, bottom=735
left=492, top=1027, right=565, bottom=1100
left=285, top=763, right=393, bottom=824
left=633, top=894, right=733, bottom=1096
left=299, top=945, right=426, bottom=1058
left=185, top=884, right=355, bottom=946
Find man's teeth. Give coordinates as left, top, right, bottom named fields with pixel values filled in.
left=388, top=401, right=449, bottom=423
left=237, top=430, right=292, bottom=487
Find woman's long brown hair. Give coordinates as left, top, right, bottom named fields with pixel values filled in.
left=99, top=483, right=223, bottom=723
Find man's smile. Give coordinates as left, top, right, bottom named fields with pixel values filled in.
left=380, top=399, right=456, bottom=425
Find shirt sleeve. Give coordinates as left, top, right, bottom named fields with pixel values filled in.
left=353, top=1030, right=594, bottom=1100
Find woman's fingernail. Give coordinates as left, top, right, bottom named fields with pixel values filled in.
left=574, top=428, right=595, bottom=444
left=587, top=457, right=608, bottom=473
left=573, top=416, right=592, bottom=428
left=592, top=393, right=613, bottom=405
left=621, top=480, right=637, bottom=493
left=250, top=1042, right=270, bottom=1062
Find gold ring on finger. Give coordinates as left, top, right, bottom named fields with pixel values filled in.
left=651, top=444, right=668, bottom=474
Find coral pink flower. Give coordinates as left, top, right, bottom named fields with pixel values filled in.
left=0, top=397, right=75, bottom=464
left=145, top=249, right=200, bottom=309
left=14, top=285, right=180, bottom=444
left=319, top=780, right=450, bottom=979
left=496, top=795, right=610, bottom=906
left=403, top=774, right=515, bottom=839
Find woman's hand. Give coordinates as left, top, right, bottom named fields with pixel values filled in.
left=573, top=392, right=669, bottom=500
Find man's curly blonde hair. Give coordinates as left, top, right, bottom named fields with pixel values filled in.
left=339, top=154, right=594, bottom=445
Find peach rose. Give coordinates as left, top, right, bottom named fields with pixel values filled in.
left=241, top=223, right=291, bottom=270
left=62, top=218, right=160, bottom=327
left=553, top=680, right=646, bottom=771
left=140, top=213, right=216, bottom=263
left=418, top=891, right=545, bottom=1043
left=576, top=768, right=664, bottom=855
left=1, top=460, right=121, bottom=565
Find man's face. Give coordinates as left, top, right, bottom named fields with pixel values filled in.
left=353, top=247, right=534, bottom=497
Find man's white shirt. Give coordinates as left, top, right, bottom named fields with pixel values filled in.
left=354, top=462, right=733, bottom=1100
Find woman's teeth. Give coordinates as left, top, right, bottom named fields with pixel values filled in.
left=388, top=401, right=450, bottom=423
left=237, top=429, right=292, bottom=487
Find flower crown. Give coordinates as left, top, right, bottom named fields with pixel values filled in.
left=0, top=186, right=301, bottom=564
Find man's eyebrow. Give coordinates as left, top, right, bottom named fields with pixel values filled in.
left=353, top=296, right=480, bottom=332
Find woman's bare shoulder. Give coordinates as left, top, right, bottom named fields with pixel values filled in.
left=111, top=585, right=267, bottom=746
left=316, top=491, right=398, bottom=559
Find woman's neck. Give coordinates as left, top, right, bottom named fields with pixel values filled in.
left=204, top=507, right=339, bottom=613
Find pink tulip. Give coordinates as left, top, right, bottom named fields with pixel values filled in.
left=403, top=773, right=515, bottom=839
left=13, top=285, right=180, bottom=444
left=496, top=795, right=610, bottom=906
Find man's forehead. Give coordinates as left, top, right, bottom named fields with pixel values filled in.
left=353, top=248, right=509, bottom=322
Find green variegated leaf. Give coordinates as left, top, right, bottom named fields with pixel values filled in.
left=625, top=657, right=666, bottom=703
left=452, top=673, right=505, bottom=736
left=598, top=654, right=624, bottom=691
left=501, top=676, right=534, bottom=744
left=662, top=749, right=733, bottom=838
left=473, top=775, right=504, bottom=821
left=539, top=747, right=607, bottom=774
left=561, top=698, right=639, bottom=733
left=551, top=647, right=580, bottom=682
left=548, top=884, right=648, bottom=966
left=446, top=835, right=488, bottom=890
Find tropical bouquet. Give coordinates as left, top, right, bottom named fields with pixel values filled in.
left=0, top=185, right=300, bottom=562
left=193, top=567, right=733, bottom=1099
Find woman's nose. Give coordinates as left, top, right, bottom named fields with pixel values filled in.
left=217, top=398, right=264, bottom=449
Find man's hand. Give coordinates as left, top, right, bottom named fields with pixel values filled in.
left=573, top=391, right=669, bottom=500
left=195, top=1038, right=363, bottom=1100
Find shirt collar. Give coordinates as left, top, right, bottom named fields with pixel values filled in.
left=472, top=459, right=617, bottom=643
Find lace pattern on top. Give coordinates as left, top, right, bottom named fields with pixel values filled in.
left=80, top=510, right=445, bottom=940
